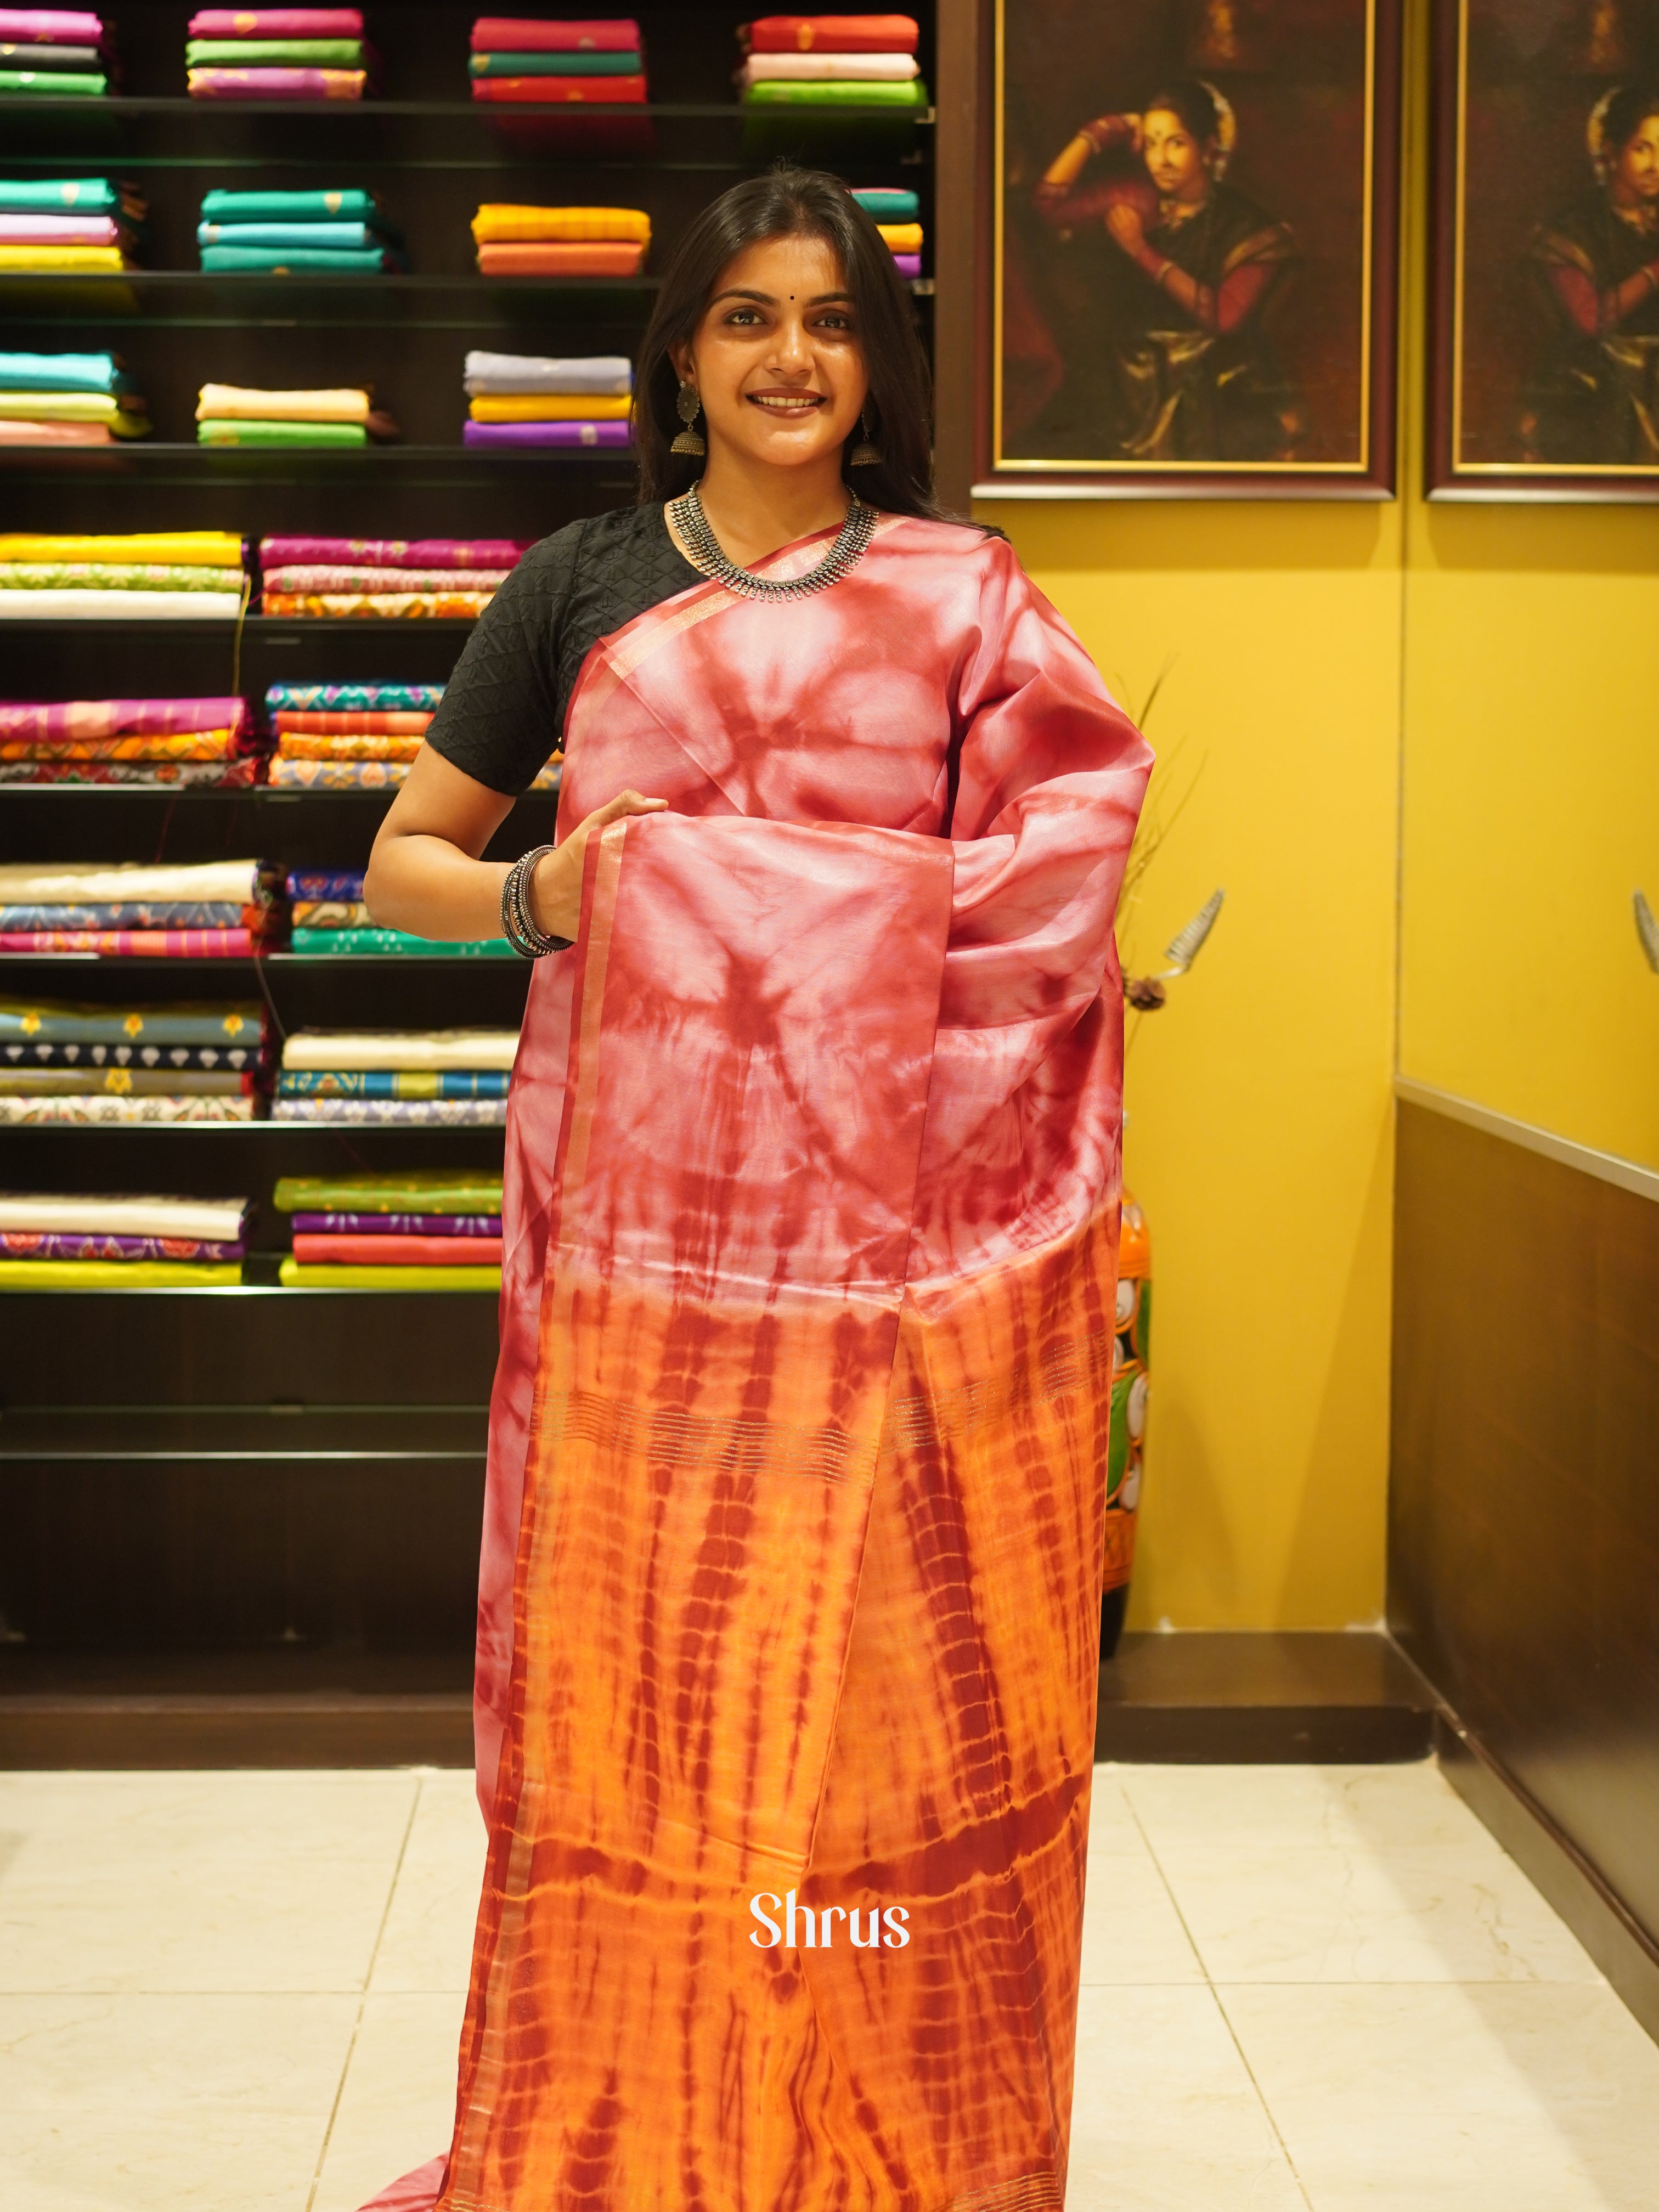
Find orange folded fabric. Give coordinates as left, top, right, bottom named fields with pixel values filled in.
left=470, top=73, right=647, bottom=101
left=275, top=732, right=424, bottom=761
left=476, top=241, right=645, bottom=276
left=471, top=204, right=651, bottom=245
left=0, top=420, right=114, bottom=445
left=272, top=710, right=433, bottom=735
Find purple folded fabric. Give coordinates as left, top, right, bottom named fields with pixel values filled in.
left=258, top=535, right=529, bottom=568
left=0, top=698, right=249, bottom=740
left=462, top=419, right=633, bottom=449
left=290, top=1211, right=502, bottom=1235
left=0, top=10, right=103, bottom=40
left=0, top=1232, right=245, bottom=1261
left=188, top=7, right=362, bottom=31
left=892, top=252, right=921, bottom=279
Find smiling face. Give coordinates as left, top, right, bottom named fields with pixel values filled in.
left=1610, top=112, right=1659, bottom=207
left=1142, top=106, right=1212, bottom=204
left=671, top=230, right=868, bottom=476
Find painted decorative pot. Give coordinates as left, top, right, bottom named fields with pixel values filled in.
left=1100, top=1192, right=1150, bottom=1661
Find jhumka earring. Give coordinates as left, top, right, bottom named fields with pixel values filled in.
left=847, top=403, right=882, bottom=469
left=670, top=381, right=706, bottom=456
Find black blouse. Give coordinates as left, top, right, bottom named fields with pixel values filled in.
left=424, top=503, right=703, bottom=797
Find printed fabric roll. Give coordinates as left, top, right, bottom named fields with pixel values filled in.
left=272, top=1170, right=504, bottom=1212
left=0, top=1231, right=245, bottom=1261
left=267, top=684, right=442, bottom=715
left=463, top=420, right=630, bottom=449
left=286, top=871, right=366, bottom=901
left=0, top=859, right=269, bottom=904
left=261, top=590, right=490, bottom=618
left=187, top=8, right=364, bottom=33
left=470, top=207, right=648, bottom=246
left=262, top=566, right=507, bottom=594
left=0, top=1093, right=257, bottom=1124
left=274, top=710, right=430, bottom=733
left=289, top=928, right=516, bottom=956
left=279, top=1069, right=510, bottom=1097
left=0, top=1195, right=250, bottom=1240
left=0, top=563, right=229, bottom=590
left=0, top=757, right=259, bottom=788
left=0, top=995, right=264, bottom=1045
left=0, top=531, right=244, bottom=566
left=188, top=66, right=366, bottom=96
left=0, top=735, right=238, bottom=764
left=0, top=1259, right=244, bottom=1286
left=0, top=928, right=256, bottom=956
left=0, top=1066, right=253, bottom=1095
left=475, top=241, right=645, bottom=276
left=470, top=16, right=640, bottom=50
left=278, top=1257, right=501, bottom=1289
left=742, top=14, right=918, bottom=52
left=258, top=538, right=521, bottom=571
left=272, top=1096, right=510, bottom=1125
left=269, top=758, right=409, bottom=788
left=0, top=896, right=248, bottom=925
left=462, top=348, right=631, bottom=394
left=0, top=1037, right=264, bottom=1071
left=281, top=1026, right=518, bottom=1071
left=292, top=1232, right=504, bottom=1264
left=276, top=733, right=422, bottom=760
left=290, top=1211, right=501, bottom=1234
left=471, top=75, right=646, bottom=103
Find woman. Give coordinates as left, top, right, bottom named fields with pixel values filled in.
left=1032, top=78, right=1300, bottom=460
left=360, top=165, right=1150, bottom=2212
left=1522, top=85, right=1659, bottom=465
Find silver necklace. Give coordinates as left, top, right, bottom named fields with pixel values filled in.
left=669, top=481, right=877, bottom=602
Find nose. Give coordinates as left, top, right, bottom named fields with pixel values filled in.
left=766, top=313, right=814, bottom=375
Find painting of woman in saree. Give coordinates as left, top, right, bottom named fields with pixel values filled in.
left=1432, top=0, right=1659, bottom=492
left=993, top=0, right=1396, bottom=490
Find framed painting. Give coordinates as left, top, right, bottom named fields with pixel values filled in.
left=1430, top=0, right=1659, bottom=498
left=980, top=0, right=1402, bottom=498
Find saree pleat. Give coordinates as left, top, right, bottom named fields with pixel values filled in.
left=393, top=516, right=1149, bottom=2212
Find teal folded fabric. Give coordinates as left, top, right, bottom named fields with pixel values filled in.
left=200, top=188, right=380, bottom=222
left=185, top=38, right=365, bottom=66
left=198, top=419, right=368, bottom=446
left=290, top=928, right=516, bottom=956
left=741, top=79, right=928, bottom=106
left=0, top=350, right=125, bottom=392
left=0, top=178, right=120, bottom=214
left=200, top=245, right=396, bottom=272
left=468, top=50, right=642, bottom=75
left=852, top=188, right=921, bottom=222
left=198, top=221, right=391, bottom=249
left=0, top=69, right=108, bottom=94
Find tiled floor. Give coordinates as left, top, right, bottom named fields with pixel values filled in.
left=3, top=1759, right=1657, bottom=2210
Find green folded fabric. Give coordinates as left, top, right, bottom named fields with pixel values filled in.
left=279, top=1257, right=501, bottom=1290
left=185, top=38, right=365, bottom=65
left=200, top=246, right=394, bottom=273
left=741, top=79, right=929, bottom=107
left=0, top=69, right=108, bottom=94
left=274, top=1172, right=504, bottom=1214
left=0, top=563, right=230, bottom=589
left=290, top=927, right=515, bottom=956
left=198, top=419, right=368, bottom=446
left=0, top=1259, right=241, bottom=1288
left=201, top=188, right=380, bottom=222
left=0, top=179, right=120, bottom=214
left=469, top=50, right=642, bottom=75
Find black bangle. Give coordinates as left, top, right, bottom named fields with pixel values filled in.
left=500, top=845, right=571, bottom=958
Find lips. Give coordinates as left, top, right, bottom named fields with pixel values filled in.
left=746, top=392, right=825, bottom=413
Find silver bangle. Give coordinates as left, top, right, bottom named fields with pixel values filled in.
left=500, top=845, right=569, bottom=957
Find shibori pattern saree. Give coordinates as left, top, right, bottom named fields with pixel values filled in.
left=369, top=514, right=1150, bottom=2212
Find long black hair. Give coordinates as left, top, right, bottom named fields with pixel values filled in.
left=633, top=165, right=946, bottom=518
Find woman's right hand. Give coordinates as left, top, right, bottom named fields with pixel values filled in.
left=528, top=788, right=668, bottom=941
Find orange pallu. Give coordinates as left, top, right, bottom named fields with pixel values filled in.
left=373, top=515, right=1150, bottom=2212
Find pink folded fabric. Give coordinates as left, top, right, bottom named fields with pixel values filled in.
left=0, top=698, right=250, bottom=741
left=188, top=8, right=362, bottom=31
left=470, top=16, right=640, bottom=50
left=0, top=421, right=113, bottom=445
left=188, top=65, right=365, bottom=97
left=0, top=929, right=255, bottom=956
left=0, top=215, right=120, bottom=246
left=0, top=10, right=103, bottom=41
left=258, top=535, right=529, bottom=568
left=261, top=565, right=511, bottom=594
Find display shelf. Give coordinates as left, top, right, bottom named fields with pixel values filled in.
left=0, top=1403, right=488, bottom=1459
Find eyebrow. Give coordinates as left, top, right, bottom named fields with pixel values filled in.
left=708, top=287, right=856, bottom=307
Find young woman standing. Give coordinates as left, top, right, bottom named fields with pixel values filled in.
left=361, top=165, right=1150, bottom=2212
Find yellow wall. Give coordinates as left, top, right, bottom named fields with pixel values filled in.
left=970, top=0, right=1656, bottom=1628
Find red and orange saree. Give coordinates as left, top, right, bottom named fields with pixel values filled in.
left=372, top=514, right=1150, bottom=2212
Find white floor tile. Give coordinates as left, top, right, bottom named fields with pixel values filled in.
left=312, top=1994, right=464, bottom=2212
left=369, top=1773, right=488, bottom=1995
left=1222, top=1982, right=1659, bottom=2211
left=0, top=1771, right=417, bottom=1995
left=1066, top=1985, right=1306, bottom=2210
left=1080, top=1846, right=1205, bottom=1985
left=0, top=1991, right=354, bottom=2212
left=1082, top=1767, right=1149, bottom=1857
left=1121, top=1762, right=1503, bottom=1854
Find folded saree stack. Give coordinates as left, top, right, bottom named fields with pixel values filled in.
left=257, top=538, right=527, bottom=620
left=0, top=176, right=141, bottom=275
left=0, top=351, right=148, bottom=445
left=274, top=1169, right=505, bottom=1289
left=266, top=679, right=438, bottom=787
left=198, top=187, right=404, bottom=273
left=287, top=865, right=515, bottom=953
left=737, top=14, right=927, bottom=110
left=0, top=695, right=259, bottom=787
left=468, top=15, right=646, bottom=103
left=197, top=382, right=396, bottom=449
left=273, top=1028, right=517, bottom=1126
left=0, top=8, right=117, bottom=98
left=470, top=202, right=648, bottom=278
left=462, top=349, right=632, bottom=449
left=186, top=6, right=373, bottom=100
left=851, top=183, right=922, bottom=277
left=0, top=1191, right=250, bottom=1286
left=0, top=532, right=247, bottom=619
left=0, top=859, right=284, bottom=956
left=0, top=991, right=268, bottom=1122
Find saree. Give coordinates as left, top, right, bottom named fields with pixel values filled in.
left=380, top=516, right=1149, bottom=2212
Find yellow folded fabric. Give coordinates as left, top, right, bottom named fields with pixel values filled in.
left=471, top=204, right=651, bottom=245
left=0, top=532, right=245, bottom=567
left=0, top=245, right=129, bottom=272
left=196, top=383, right=370, bottom=424
left=0, top=1260, right=242, bottom=1289
left=279, top=1257, right=503, bottom=1290
left=877, top=223, right=924, bottom=251
left=0, top=393, right=143, bottom=426
left=469, top=393, right=633, bottom=422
